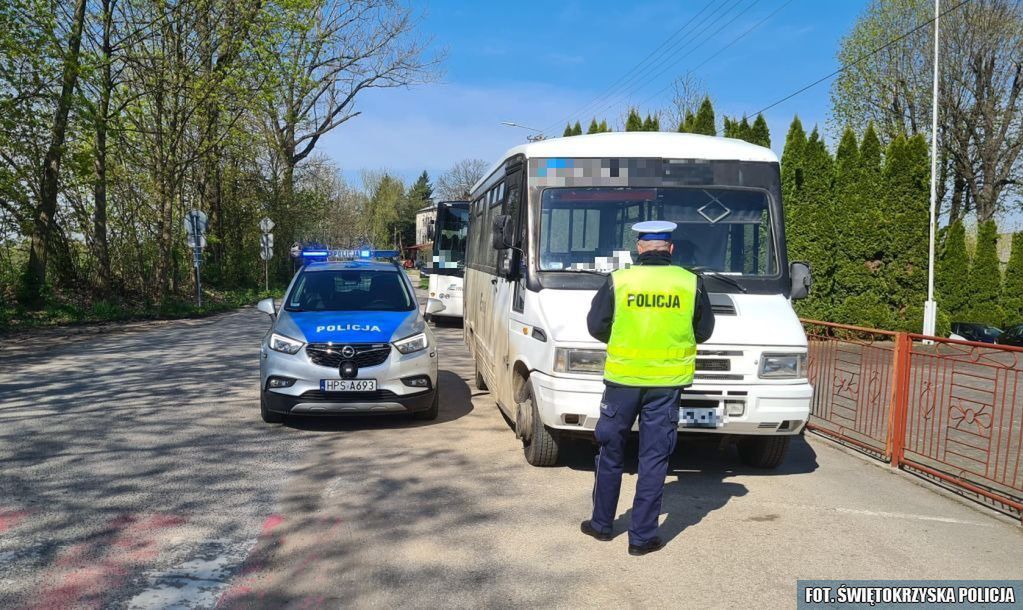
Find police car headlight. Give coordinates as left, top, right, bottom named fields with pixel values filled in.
left=393, top=332, right=428, bottom=354
left=555, top=348, right=606, bottom=374
left=269, top=332, right=304, bottom=355
left=759, top=353, right=807, bottom=379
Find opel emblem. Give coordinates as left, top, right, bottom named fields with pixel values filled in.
left=340, top=345, right=356, bottom=358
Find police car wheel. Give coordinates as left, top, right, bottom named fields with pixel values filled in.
left=522, top=385, right=559, bottom=467
left=738, top=435, right=791, bottom=469
left=412, top=389, right=439, bottom=420
left=260, top=392, right=285, bottom=424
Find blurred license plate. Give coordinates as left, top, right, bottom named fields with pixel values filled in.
left=679, top=407, right=719, bottom=428
left=321, top=379, right=376, bottom=392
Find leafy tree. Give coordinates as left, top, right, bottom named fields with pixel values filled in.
left=365, top=174, right=406, bottom=248
left=435, top=159, right=488, bottom=201
left=572, top=121, right=582, bottom=136
left=1002, top=232, right=1023, bottom=327
left=563, top=124, right=573, bottom=137
left=966, top=220, right=1005, bottom=326
left=625, top=108, right=643, bottom=132
left=587, top=119, right=599, bottom=134
left=750, top=114, right=771, bottom=147
left=692, top=97, right=716, bottom=136
left=937, top=220, right=970, bottom=321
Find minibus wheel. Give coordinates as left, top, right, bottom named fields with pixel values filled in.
left=474, top=361, right=488, bottom=391
left=522, top=385, right=559, bottom=467
left=738, top=435, right=791, bottom=469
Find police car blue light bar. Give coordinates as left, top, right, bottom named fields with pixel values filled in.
left=328, top=249, right=399, bottom=260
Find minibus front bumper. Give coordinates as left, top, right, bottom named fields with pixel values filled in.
left=529, top=372, right=813, bottom=435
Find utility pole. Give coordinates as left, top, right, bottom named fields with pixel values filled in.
left=184, top=210, right=208, bottom=308
left=923, top=0, right=941, bottom=338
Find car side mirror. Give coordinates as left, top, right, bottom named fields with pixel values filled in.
left=257, top=297, right=276, bottom=317
left=492, top=214, right=513, bottom=250
left=789, top=262, right=812, bottom=300
left=427, top=220, right=435, bottom=241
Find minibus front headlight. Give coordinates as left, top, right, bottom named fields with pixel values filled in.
left=393, top=332, right=428, bottom=354
left=554, top=348, right=606, bottom=374
left=269, top=333, right=304, bottom=355
left=759, top=353, right=807, bottom=379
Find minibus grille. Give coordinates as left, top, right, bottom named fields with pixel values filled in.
left=695, top=358, right=730, bottom=372
left=306, top=343, right=391, bottom=368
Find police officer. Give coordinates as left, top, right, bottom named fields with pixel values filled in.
left=581, top=220, right=715, bottom=556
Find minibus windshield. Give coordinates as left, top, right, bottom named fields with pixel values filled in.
left=538, top=187, right=777, bottom=276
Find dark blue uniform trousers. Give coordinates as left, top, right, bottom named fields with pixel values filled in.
left=591, top=385, right=681, bottom=546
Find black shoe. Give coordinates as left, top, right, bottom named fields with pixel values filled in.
left=580, top=520, right=612, bottom=541
left=628, top=538, right=664, bottom=556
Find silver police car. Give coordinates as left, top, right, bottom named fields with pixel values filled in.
left=257, top=259, right=438, bottom=422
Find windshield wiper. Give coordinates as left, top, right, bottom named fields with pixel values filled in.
left=554, top=268, right=608, bottom=276
left=686, top=267, right=748, bottom=293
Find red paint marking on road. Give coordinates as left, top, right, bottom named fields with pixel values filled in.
left=261, top=514, right=285, bottom=534
left=0, top=509, right=29, bottom=533
left=24, top=513, right=187, bottom=610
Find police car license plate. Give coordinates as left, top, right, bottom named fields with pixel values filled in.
left=321, top=379, right=377, bottom=392
left=679, top=407, right=719, bottom=428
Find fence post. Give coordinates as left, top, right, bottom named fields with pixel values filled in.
left=886, top=333, right=912, bottom=469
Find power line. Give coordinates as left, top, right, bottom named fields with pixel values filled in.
left=751, top=0, right=973, bottom=116
left=543, top=0, right=743, bottom=133
left=633, top=0, right=796, bottom=113
left=581, top=0, right=762, bottom=125
left=541, top=0, right=721, bottom=133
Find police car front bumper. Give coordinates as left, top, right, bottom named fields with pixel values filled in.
left=529, top=371, right=812, bottom=435
left=260, top=343, right=438, bottom=415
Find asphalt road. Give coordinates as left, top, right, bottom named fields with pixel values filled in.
left=1, top=303, right=1022, bottom=609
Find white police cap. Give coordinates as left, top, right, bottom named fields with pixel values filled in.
left=631, top=220, right=677, bottom=241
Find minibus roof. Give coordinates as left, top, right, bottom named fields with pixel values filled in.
left=474, top=132, right=778, bottom=192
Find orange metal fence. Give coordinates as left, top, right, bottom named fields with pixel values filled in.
left=802, top=320, right=1023, bottom=523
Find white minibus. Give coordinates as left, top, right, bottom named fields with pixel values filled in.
left=464, top=132, right=813, bottom=467
left=425, top=201, right=469, bottom=322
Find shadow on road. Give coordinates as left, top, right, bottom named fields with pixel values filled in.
left=282, top=370, right=473, bottom=432
left=560, top=434, right=820, bottom=544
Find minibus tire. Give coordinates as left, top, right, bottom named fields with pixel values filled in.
left=738, top=435, right=790, bottom=469
left=260, top=393, right=285, bottom=424
left=413, top=389, right=440, bottom=420
left=475, top=362, right=488, bottom=391
left=523, top=387, right=559, bottom=467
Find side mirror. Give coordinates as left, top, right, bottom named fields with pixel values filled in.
left=789, top=262, right=812, bottom=300
left=492, top=214, right=513, bottom=250
left=257, top=297, right=276, bottom=317
left=426, top=220, right=435, bottom=241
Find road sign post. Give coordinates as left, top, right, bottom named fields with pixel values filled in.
left=184, top=210, right=208, bottom=307
left=259, top=218, right=275, bottom=292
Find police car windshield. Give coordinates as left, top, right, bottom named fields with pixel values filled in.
left=285, top=269, right=415, bottom=312
left=539, top=187, right=776, bottom=276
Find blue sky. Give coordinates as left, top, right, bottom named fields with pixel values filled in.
left=322, top=0, right=868, bottom=186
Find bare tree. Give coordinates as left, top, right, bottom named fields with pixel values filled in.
left=831, top=0, right=1023, bottom=224
left=435, top=159, right=488, bottom=201
left=667, top=72, right=708, bottom=132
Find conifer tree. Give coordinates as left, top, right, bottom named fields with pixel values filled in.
left=937, top=220, right=970, bottom=322
left=792, top=127, right=836, bottom=320
left=967, top=220, right=1005, bottom=326
left=572, top=121, right=582, bottom=136
left=750, top=114, right=771, bottom=147
left=830, top=127, right=862, bottom=323
left=737, top=116, right=751, bottom=141
left=881, top=134, right=930, bottom=331
left=587, top=118, right=599, bottom=134
left=692, top=97, right=716, bottom=136
left=563, top=124, right=573, bottom=137
left=1002, top=232, right=1023, bottom=327
left=625, top=108, right=643, bottom=132
left=722, top=117, right=735, bottom=138
left=780, top=116, right=806, bottom=212
left=678, top=110, right=695, bottom=133
left=599, top=119, right=609, bottom=132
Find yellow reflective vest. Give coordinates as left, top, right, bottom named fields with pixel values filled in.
left=604, top=265, right=698, bottom=387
